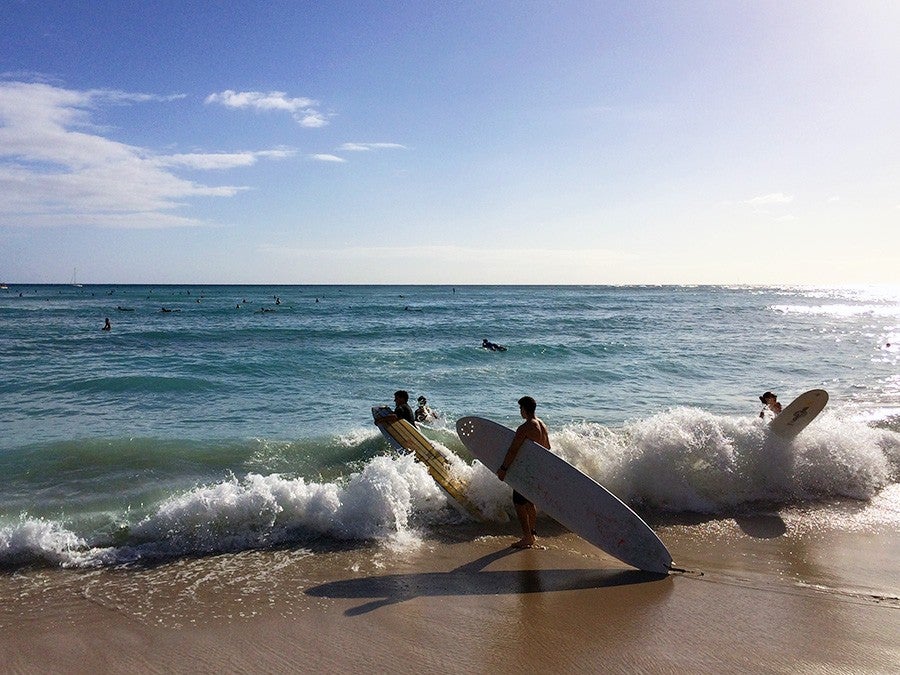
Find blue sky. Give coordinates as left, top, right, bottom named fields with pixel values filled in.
left=1, top=1, right=898, bottom=284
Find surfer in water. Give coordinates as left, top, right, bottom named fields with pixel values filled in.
left=497, top=396, right=549, bottom=549
left=374, top=390, right=416, bottom=427
left=482, top=338, right=507, bottom=352
left=414, top=395, right=435, bottom=423
left=759, top=391, right=782, bottom=418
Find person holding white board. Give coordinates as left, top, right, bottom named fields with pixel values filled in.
left=497, top=396, right=549, bottom=549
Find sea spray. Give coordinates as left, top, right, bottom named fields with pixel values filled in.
left=2, top=409, right=898, bottom=569
left=547, top=407, right=900, bottom=512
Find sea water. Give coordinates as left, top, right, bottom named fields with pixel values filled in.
left=0, top=284, right=898, bottom=568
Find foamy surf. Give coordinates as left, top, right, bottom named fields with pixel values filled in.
left=2, top=409, right=898, bottom=569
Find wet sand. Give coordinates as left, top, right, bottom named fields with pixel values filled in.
left=2, top=502, right=898, bottom=674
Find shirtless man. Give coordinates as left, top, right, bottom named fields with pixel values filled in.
left=496, top=396, right=549, bottom=549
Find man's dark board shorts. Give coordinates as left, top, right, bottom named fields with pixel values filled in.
left=512, top=490, right=532, bottom=506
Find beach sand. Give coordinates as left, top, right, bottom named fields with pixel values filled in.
left=2, top=497, right=898, bottom=674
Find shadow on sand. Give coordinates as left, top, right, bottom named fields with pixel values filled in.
left=734, top=513, right=787, bottom=539
left=305, top=547, right=669, bottom=616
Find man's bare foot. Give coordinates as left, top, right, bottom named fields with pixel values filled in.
left=510, top=538, right=536, bottom=549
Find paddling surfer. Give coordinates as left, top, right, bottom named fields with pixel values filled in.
left=497, top=396, right=549, bottom=549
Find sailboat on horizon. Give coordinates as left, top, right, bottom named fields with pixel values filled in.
left=71, top=267, right=83, bottom=288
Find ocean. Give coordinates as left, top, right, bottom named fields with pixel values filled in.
left=1, top=284, right=898, bottom=569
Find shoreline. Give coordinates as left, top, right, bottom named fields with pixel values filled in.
left=2, top=506, right=898, bottom=674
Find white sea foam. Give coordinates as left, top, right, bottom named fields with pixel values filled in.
left=0, top=516, right=111, bottom=568
left=550, top=407, right=900, bottom=513
left=2, top=409, right=897, bottom=569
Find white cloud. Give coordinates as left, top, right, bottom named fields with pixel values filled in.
left=159, top=149, right=295, bottom=170
left=310, top=154, right=346, bottom=163
left=0, top=81, right=285, bottom=228
left=741, top=192, right=794, bottom=207
left=338, top=142, right=406, bottom=152
left=206, top=90, right=329, bottom=128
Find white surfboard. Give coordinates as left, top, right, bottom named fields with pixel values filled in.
left=768, top=389, right=828, bottom=439
left=456, top=416, right=673, bottom=574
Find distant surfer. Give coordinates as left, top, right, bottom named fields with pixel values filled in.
left=102, top=317, right=111, bottom=331
left=496, top=396, right=549, bottom=549
left=374, top=390, right=416, bottom=427
left=482, top=338, right=507, bottom=352
left=759, top=391, right=782, bottom=418
left=414, top=395, right=436, bottom=423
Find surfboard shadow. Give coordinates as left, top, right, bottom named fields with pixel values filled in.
left=305, top=549, right=669, bottom=616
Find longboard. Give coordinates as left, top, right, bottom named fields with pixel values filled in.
left=768, top=389, right=828, bottom=439
left=456, top=416, right=672, bottom=574
left=372, top=407, right=485, bottom=521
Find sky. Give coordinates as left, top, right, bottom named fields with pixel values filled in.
left=1, top=1, right=898, bottom=285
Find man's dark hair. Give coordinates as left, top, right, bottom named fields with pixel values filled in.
left=518, top=396, right=537, bottom=416
left=395, top=390, right=409, bottom=403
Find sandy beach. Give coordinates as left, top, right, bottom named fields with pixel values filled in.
left=2, top=493, right=898, bottom=675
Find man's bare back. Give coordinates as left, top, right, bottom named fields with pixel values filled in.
left=514, top=416, right=549, bottom=450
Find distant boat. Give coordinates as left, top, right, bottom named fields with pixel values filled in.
left=0, top=284, right=8, bottom=290
left=72, top=268, right=83, bottom=288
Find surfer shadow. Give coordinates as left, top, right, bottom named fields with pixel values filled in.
left=305, top=548, right=669, bottom=616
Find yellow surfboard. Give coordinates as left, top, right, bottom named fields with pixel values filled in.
left=373, top=407, right=485, bottom=521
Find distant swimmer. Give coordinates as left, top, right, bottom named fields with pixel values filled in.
left=415, top=396, right=436, bottom=423
left=759, top=391, right=782, bottom=418
left=116, top=306, right=133, bottom=312
left=482, top=338, right=507, bottom=352
left=102, top=317, right=111, bottom=331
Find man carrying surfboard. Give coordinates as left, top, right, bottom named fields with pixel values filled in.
left=374, top=390, right=416, bottom=427
left=497, top=396, right=549, bottom=549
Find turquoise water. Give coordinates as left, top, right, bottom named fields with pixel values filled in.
left=1, top=284, right=898, bottom=567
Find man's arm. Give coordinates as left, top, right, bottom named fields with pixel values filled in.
left=496, top=427, right=527, bottom=480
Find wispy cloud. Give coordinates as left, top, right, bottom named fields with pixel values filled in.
left=159, top=149, right=295, bottom=170
left=0, top=81, right=287, bottom=228
left=338, top=142, right=406, bottom=152
left=740, top=192, right=794, bottom=207
left=310, top=154, right=346, bottom=163
left=312, top=142, right=405, bottom=164
left=205, top=90, right=329, bottom=128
